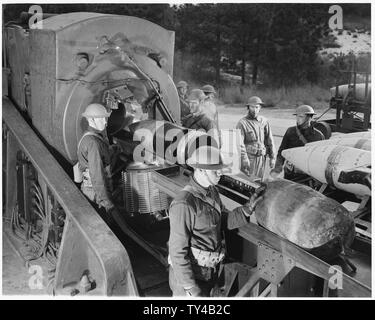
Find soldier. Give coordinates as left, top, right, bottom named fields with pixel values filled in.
left=236, top=96, right=275, bottom=179
left=270, top=105, right=325, bottom=181
left=77, top=103, right=117, bottom=217
left=168, top=145, right=264, bottom=297
left=183, top=89, right=221, bottom=148
left=176, top=80, right=191, bottom=123
left=201, top=84, right=219, bottom=129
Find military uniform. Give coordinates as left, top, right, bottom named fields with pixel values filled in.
left=183, top=112, right=216, bottom=132
left=202, top=99, right=219, bottom=129
left=77, top=127, right=114, bottom=211
left=183, top=112, right=220, bottom=148
left=274, top=125, right=324, bottom=180
left=168, top=177, right=251, bottom=296
left=179, top=94, right=191, bottom=123
left=236, top=114, right=275, bottom=179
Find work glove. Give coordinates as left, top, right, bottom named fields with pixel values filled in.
left=243, top=185, right=266, bottom=216
left=184, top=286, right=202, bottom=297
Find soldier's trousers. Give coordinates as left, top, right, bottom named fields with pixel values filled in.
left=168, top=265, right=217, bottom=297
left=245, top=154, right=266, bottom=179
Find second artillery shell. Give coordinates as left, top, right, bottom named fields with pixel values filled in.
left=282, top=144, right=371, bottom=196
left=306, top=137, right=370, bottom=151
left=336, top=131, right=371, bottom=139
left=254, top=179, right=355, bottom=260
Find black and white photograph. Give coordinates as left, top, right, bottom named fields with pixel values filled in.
left=1, top=1, right=372, bottom=302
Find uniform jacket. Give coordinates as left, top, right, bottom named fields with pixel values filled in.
left=179, top=94, right=191, bottom=123
left=182, top=112, right=216, bottom=132
left=274, top=125, right=325, bottom=173
left=168, top=177, right=251, bottom=288
left=182, top=112, right=220, bottom=148
left=77, top=127, right=114, bottom=209
left=236, top=114, right=275, bottom=170
left=202, top=99, right=219, bottom=128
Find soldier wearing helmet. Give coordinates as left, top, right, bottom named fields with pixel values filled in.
left=270, top=105, right=325, bottom=180
left=201, top=84, right=219, bottom=129
left=183, top=89, right=220, bottom=147
left=176, top=80, right=190, bottom=123
left=77, top=103, right=117, bottom=216
left=236, top=96, right=276, bottom=179
left=168, top=145, right=264, bottom=297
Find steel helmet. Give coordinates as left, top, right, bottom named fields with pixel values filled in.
left=293, top=105, right=316, bottom=116
left=176, top=80, right=188, bottom=89
left=82, top=103, right=111, bottom=118
left=202, top=84, right=216, bottom=94
left=188, top=89, right=207, bottom=102
left=187, top=145, right=231, bottom=170
left=247, top=96, right=264, bottom=107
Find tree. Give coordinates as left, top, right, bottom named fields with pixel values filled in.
left=175, top=3, right=230, bottom=86
left=259, top=4, right=330, bottom=87
left=224, top=4, right=269, bottom=86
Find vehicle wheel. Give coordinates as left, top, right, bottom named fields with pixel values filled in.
left=314, top=121, right=332, bottom=139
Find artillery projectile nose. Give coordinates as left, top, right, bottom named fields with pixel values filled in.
left=282, top=145, right=371, bottom=196
left=330, top=83, right=371, bottom=101
left=306, top=137, right=371, bottom=151
left=255, top=179, right=355, bottom=260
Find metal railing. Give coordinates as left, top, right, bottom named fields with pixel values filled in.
left=3, top=97, right=138, bottom=296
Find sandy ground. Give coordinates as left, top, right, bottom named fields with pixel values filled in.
left=321, top=30, right=371, bottom=56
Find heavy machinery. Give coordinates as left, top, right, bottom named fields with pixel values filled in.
left=2, top=12, right=371, bottom=297
left=313, top=69, right=371, bottom=139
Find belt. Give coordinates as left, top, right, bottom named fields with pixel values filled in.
left=190, top=247, right=225, bottom=269
left=245, top=144, right=266, bottom=157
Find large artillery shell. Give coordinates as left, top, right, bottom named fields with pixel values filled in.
left=255, top=179, right=355, bottom=260
left=282, top=145, right=371, bottom=196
